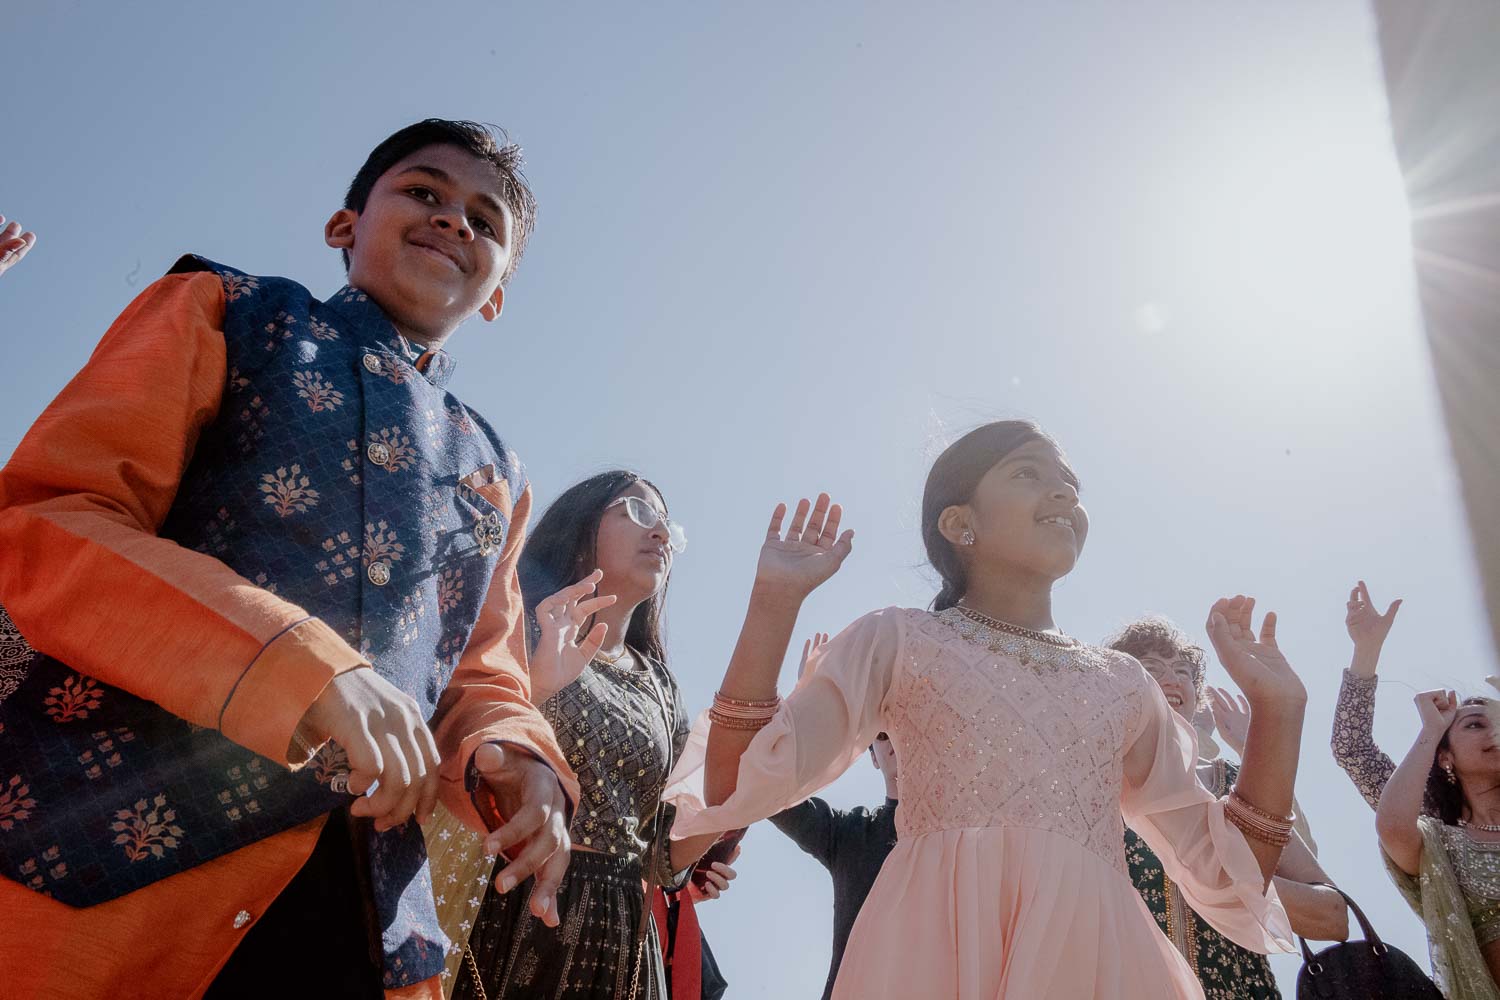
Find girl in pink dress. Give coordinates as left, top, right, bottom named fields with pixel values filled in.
left=664, top=421, right=1306, bottom=999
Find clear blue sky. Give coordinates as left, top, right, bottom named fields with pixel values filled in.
left=3, top=1, right=1493, bottom=993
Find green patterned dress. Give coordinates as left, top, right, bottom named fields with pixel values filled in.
left=1124, top=759, right=1282, bottom=1000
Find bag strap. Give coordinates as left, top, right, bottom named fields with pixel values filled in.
left=1298, top=882, right=1390, bottom=965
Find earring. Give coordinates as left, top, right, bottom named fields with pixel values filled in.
left=960, top=530, right=975, bottom=546
left=1445, top=764, right=1458, bottom=785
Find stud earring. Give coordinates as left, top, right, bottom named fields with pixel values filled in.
left=960, top=530, right=975, bottom=546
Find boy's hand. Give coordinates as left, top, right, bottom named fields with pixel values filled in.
left=0, top=216, right=37, bottom=277
left=475, top=742, right=572, bottom=927
left=301, top=668, right=442, bottom=831
left=753, top=495, right=854, bottom=604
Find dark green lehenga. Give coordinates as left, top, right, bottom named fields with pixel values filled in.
left=1125, top=759, right=1282, bottom=1000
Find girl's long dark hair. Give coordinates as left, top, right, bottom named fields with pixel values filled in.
left=920, top=420, right=1055, bottom=611
left=1426, top=697, right=1494, bottom=824
left=518, top=470, right=670, bottom=667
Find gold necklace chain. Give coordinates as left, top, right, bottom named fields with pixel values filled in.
left=955, top=604, right=1079, bottom=649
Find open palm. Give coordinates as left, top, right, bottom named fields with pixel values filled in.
left=529, top=570, right=617, bottom=700
left=1205, top=596, right=1306, bottom=708
left=1346, top=580, right=1401, bottom=651
left=754, top=494, right=855, bottom=601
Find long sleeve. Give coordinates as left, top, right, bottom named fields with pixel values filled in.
left=428, top=483, right=580, bottom=832
left=0, top=272, right=367, bottom=765
left=1331, top=669, right=1396, bottom=810
left=769, top=798, right=840, bottom=868
left=1120, top=668, right=1294, bottom=955
left=664, top=607, right=903, bottom=839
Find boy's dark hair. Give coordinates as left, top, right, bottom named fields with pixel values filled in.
left=1103, top=615, right=1208, bottom=707
left=518, top=471, right=671, bottom=669
left=343, top=119, right=538, bottom=284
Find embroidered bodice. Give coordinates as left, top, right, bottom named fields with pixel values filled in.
left=885, top=608, right=1150, bottom=872
left=1440, top=825, right=1500, bottom=947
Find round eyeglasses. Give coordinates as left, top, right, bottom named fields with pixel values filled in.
left=607, top=495, right=688, bottom=554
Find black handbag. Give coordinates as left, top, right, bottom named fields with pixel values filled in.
left=1297, top=883, right=1442, bottom=999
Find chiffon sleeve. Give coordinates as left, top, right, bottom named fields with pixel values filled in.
left=664, top=607, right=904, bottom=839
left=1118, top=655, right=1295, bottom=954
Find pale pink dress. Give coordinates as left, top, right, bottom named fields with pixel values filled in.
left=664, top=607, right=1294, bottom=999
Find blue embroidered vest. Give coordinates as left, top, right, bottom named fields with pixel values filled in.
left=0, top=257, right=525, bottom=987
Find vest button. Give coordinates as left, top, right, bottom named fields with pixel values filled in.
left=367, top=441, right=392, bottom=467
left=232, top=910, right=252, bottom=929
left=362, top=353, right=383, bottom=374
left=367, top=562, right=391, bottom=586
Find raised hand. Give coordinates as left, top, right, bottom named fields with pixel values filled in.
left=754, top=494, right=855, bottom=602
left=474, top=742, right=572, bottom=927
left=1205, top=596, right=1306, bottom=709
left=1207, top=685, right=1252, bottom=756
left=0, top=216, right=36, bottom=277
left=796, top=631, right=830, bottom=681
left=1414, top=688, right=1459, bottom=737
left=1346, top=580, right=1401, bottom=653
left=529, top=569, right=618, bottom=703
left=300, top=668, right=442, bottom=831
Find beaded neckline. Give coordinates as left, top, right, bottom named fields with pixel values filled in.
left=954, top=604, right=1079, bottom=649
left=936, top=607, right=1093, bottom=674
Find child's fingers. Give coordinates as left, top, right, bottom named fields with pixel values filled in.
left=801, top=494, right=831, bottom=543
left=765, top=503, right=788, bottom=541
left=414, top=724, right=442, bottom=825
left=528, top=838, right=571, bottom=927
left=359, top=732, right=416, bottom=828
left=572, top=594, right=617, bottom=622
left=819, top=503, right=843, bottom=546
left=552, top=571, right=604, bottom=606
left=784, top=497, right=812, bottom=540
left=575, top=621, right=609, bottom=662
left=1259, top=611, right=1278, bottom=647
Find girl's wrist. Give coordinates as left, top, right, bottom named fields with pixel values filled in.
left=748, top=581, right=808, bottom=615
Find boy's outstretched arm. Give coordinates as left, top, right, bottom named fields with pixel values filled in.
left=0, top=273, right=370, bottom=767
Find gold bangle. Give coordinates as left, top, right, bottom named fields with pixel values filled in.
left=713, top=691, right=781, bottom=708
left=1223, top=794, right=1291, bottom=846
left=707, top=708, right=774, bottom=731
left=1229, top=787, right=1295, bottom=825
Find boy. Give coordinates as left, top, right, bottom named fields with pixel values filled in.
left=0, top=120, right=579, bottom=999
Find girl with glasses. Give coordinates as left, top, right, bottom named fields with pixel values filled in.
left=452, top=471, right=730, bottom=1000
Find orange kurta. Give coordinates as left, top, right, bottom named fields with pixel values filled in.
left=0, top=272, right=578, bottom=999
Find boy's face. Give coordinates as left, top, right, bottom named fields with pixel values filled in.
left=325, top=143, right=516, bottom=344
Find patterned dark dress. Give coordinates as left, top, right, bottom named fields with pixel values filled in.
left=455, top=652, right=691, bottom=1000
left=1125, top=759, right=1282, bottom=1000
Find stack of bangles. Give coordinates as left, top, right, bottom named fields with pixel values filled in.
left=1223, top=787, right=1295, bottom=847
left=708, top=691, right=782, bottom=731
